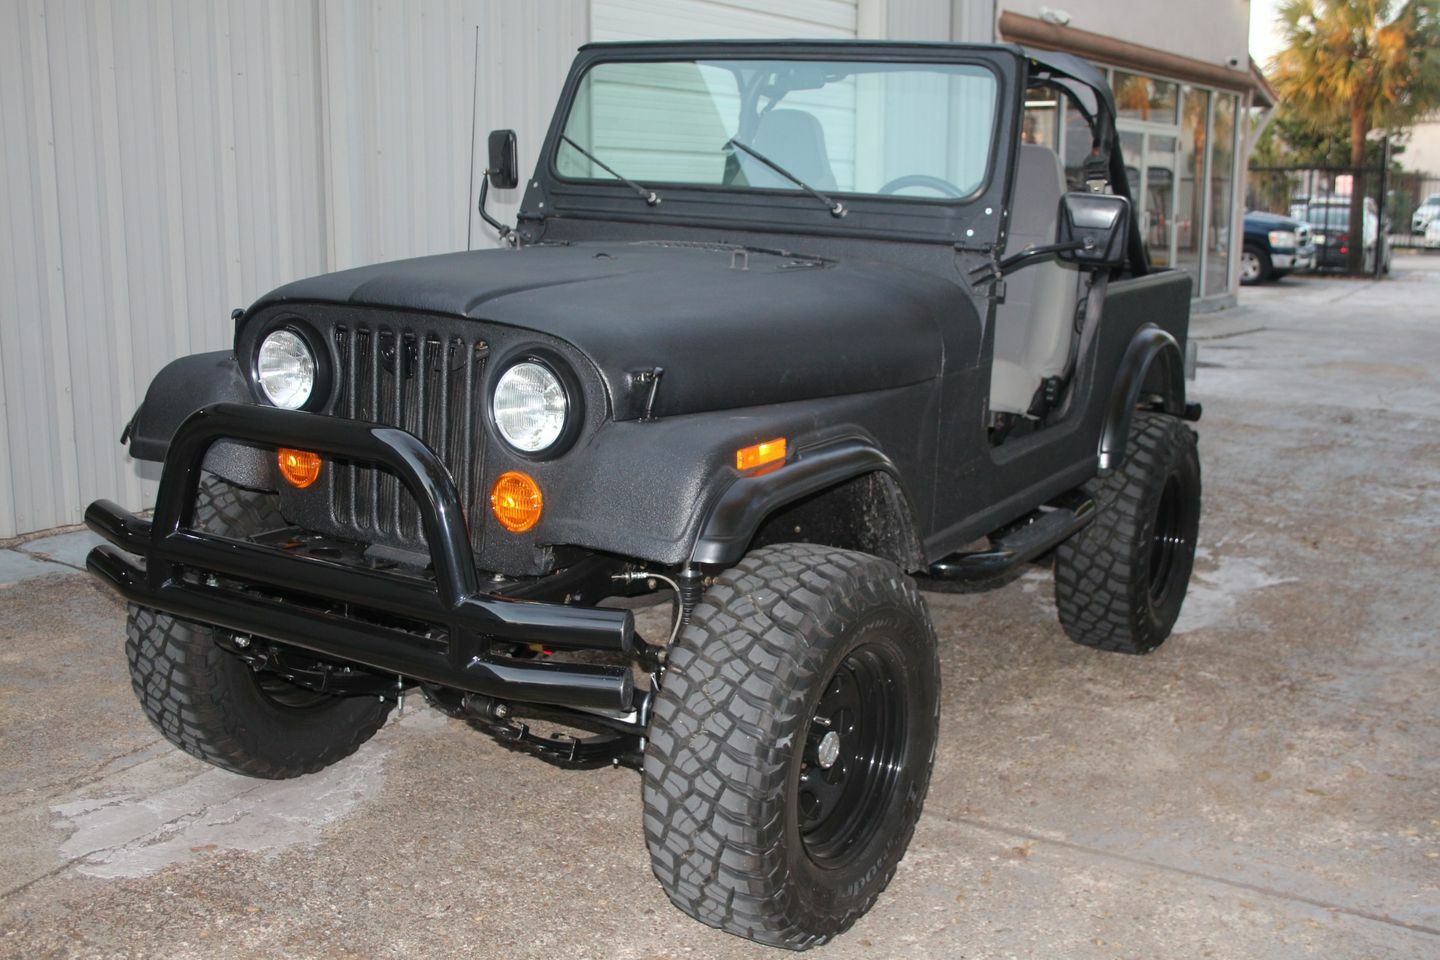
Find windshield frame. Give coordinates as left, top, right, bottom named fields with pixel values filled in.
left=521, top=41, right=1025, bottom=247
left=550, top=56, right=1004, bottom=208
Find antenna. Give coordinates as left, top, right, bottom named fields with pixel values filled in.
left=465, top=24, right=480, bottom=251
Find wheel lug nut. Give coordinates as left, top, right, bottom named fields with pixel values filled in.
left=816, top=730, right=841, bottom=769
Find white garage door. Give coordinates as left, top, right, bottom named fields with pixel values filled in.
left=592, top=0, right=860, bottom=42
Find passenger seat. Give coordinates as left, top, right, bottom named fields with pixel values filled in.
left=989, top=144, right=1082, bottom=417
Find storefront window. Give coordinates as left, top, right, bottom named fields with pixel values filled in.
left=1146, top=135, right=1177, bottom=267
left=1175, top=86, right=1209, bottom=291
left=1023, top=87, right=1060, bottom=150
left=1113, top=71, right=1179, bottom=124
left=1205, top=94, right=1238, bottom=297
left=1062, top=93, right=1094, bottom=190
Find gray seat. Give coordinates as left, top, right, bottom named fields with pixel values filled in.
left=990, top=144, right=1081, bottom=416
left=737, top=109, right=837, bottom=191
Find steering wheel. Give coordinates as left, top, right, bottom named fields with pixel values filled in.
left=878, top=174, right=965, bottom=197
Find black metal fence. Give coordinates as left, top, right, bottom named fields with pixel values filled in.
left=1248, top=164, right=1440, bottom=277
left=1385, top=170, right=1440, bottom=250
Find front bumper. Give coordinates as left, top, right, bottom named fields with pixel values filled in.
left=1271, top=248, right=1315, bottom=272
left=86, top=402, right=636, bottom=712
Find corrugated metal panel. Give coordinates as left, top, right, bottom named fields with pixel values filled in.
left=951, top=0, right=996, bottom=43
left=592, top=0, right=859, bottom=42
left=0, top=0, right=78, bottom=538
left=0, top=0, right=584, bottom=538
left=881, top=0, right=952, bottom=41
left=0, top=0, right=330, bottom=538
left=318, top=0, right=587, bottom=268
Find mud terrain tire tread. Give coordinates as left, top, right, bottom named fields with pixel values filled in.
left=125, top=475, right=390, bottom=779
left=1054, top=411, right=1201, bottom=654
left=643, top=543, right=939, bottom=950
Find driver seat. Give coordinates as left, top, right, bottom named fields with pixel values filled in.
left=990, top=144, right=1082, bottom=417
left=738, top=109, right=838, bottom=191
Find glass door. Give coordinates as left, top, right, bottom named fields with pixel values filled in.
left=1120, top=127, right=1180, bottom=269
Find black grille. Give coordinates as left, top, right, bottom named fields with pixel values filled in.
left=330, top=323, right=489, bottom=549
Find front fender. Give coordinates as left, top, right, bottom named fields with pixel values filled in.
left=1098, top=325, right=1185, bottom=470
left=533, top=383, right=935, bottom=569
left=126, top=351, right=274, bottom=489
left=688, top=439, right=907, bottom=567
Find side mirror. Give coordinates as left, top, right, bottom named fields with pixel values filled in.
left=487, top=129, right=519, bottom=189
left=1056, top=192, right=1129, bottom=268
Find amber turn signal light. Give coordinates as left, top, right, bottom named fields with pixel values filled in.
left=491, top=470, right=543, bottom=533
left=277, top=448, right=322, bottom=489
left=736, top=437, right=787, bottom=472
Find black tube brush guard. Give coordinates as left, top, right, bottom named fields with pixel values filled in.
left=84, top=402, right=636, bottom=713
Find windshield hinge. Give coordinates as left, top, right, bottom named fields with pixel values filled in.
left=959, top=243, right=1006, bottom=304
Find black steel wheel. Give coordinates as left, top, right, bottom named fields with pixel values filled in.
left=1054, top=412, right=1201, bottom=654
left=798, top=645, right=909, bottom=866
left=644, top=544, right=939, bottom=950
left=125, top=475, right=391, bottom=779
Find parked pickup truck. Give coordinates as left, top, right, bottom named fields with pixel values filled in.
left=1241, top=210, right=1315, bottom=285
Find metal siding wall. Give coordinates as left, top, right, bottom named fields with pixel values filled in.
left=0, top=0, right=584, bottom=538
left=319, top=0, right=588, bottom=269
left=951, top=0, right=995, bottom=42
left=0, top=0, right=76, bottom=538
left=592, top=0, right=858, bottom=41
left=879, top=0, right=951, bottom=41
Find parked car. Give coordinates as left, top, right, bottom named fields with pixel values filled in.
left=1426, top=216, right=1440, bottom=249
left=1293, top=197, right=1389, bottom=274
left=1412, top=193, right=1440, bottom=234
left=83, top=41, right=1201, bottom=949
left=1241, top=210, right=1315, bottom=285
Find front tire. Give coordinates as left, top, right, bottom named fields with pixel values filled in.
left=126, top=475, right=391, bottom=779
left=1240, top=245, right=1270, bottom=285
left=1053, top=412, right=1201, bottom=654
left=643, top=544, right=939, bottom=949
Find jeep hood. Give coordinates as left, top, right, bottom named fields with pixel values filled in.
left=249, top=242, right=955, bottom=418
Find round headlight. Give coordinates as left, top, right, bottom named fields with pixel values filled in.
left=256, top=329, right=316, bottom=409
left=493, top=361, right=568, bottom=452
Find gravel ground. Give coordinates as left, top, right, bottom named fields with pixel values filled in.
left=1, top=257, right=1437, bottom=959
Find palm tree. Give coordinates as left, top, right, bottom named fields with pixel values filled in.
left=1271, top=0, right=1440, bottom=272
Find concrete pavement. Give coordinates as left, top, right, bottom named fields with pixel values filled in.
left=1, top=258, right=1437, bottom=959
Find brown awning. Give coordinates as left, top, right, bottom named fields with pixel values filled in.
left=1000, top=11, right=1273, bottom=106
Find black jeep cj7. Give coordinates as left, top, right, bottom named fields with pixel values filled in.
left=87, top=41, right=1201, bottom=949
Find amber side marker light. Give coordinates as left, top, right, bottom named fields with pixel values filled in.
left=277, top=448, right=322, bottom=489
left=736, top=437, right=787, bottom=472
left=491, top=470, right=544, bottom=533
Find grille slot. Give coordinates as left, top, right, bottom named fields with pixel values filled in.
left=330, top=324, right=488, bottom=549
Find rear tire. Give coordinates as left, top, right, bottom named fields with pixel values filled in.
left=126, top=475, right=391, bottom=779
left=1053, top=412, right=1201, bottom=654
left=643, top=544, right=939, bottom=949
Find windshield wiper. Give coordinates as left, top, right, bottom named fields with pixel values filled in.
left=724, top=138, right=846, bottom=218
left=560, top=135, right=660, bottom=206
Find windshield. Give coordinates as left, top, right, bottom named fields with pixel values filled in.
left=557, top=58, right=999, bottom=201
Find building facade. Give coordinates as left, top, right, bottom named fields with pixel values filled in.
left=992, top=4, right=1272, bottom=308
left=1401, top=115, right=1440, bottom=176
left=0, top=0, right=1263, bottom=538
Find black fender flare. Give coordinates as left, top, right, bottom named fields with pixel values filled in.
left=125, top=351, right=274, bottom=489
left=1098, top=325, right=1186, bottom=470
left=688, top=439, right=919, bottom=568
